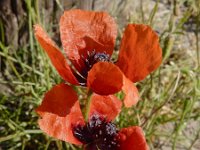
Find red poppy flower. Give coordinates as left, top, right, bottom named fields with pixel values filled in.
left=34, top=9, right=162, bottom=107
left=36, top=83, right=148, bottom=150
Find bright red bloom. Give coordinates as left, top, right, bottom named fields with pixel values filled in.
left=34, top=9, right=162, bottom=107
left=36, top=83, right=148, bottom=150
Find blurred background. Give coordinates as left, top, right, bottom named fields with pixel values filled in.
left=0, top=0, right=200, bottom=149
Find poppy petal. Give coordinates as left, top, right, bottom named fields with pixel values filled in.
left=89, top=94, right=122, bottom=121
left=119, top=126, right=148, bottom=150
left=87, top=62, right=123, bottom=95
left=36, top=83, right=84, bottom=145
left=34, top=25, right=79, bottom=85
left=59, top=9, right=117, bottom=60
left=117, top=24, right=162, bottom=83
left=122, top=75, right=139, bottom=107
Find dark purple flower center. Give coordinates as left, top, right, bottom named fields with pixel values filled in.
left=84, top=50, right=110, bottom=70
left=75, top=50, right=110, bottom=85
left=73, top=114, right=120, bottom=150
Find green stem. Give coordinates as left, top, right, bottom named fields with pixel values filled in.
left=84, top=90, right=93, bottom=122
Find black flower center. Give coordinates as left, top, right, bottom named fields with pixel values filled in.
left=84, top=50, right=110, bottom=70
left=73, top=114, right=120, bottom=150
left=75, top=50, right=110, bottom=85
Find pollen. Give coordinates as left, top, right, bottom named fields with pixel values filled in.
left=73, top=114, right=120, bottom=150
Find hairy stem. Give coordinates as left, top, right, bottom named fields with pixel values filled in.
left=84, top=90, right=93, bottom=122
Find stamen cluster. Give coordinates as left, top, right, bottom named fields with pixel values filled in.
left=84, top=50, right=110, bottom=70
left=73, top=114, right=120, bottom=150
left=77, top=50, right=110, bottom=85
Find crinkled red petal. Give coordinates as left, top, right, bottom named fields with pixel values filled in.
left=122, top=75, right=140, bottom=107
left=87, top=62, right=123, bottom=95
left=34, top=25, right=79, bottom=85
left=59, top=9, right=117, bottom=61
left=119, top=126, right=149, bottom=150
left=117, top=24, right=162, bottom=83
left=89, top=93, right=122, bottom=121
left=36, top=83, right=84, bottom=145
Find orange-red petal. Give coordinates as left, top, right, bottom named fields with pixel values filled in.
left=119, top=126, right=148, bottom=150
left=89, top=94, right=122, bottom=121
left=117, top=24, right=162, bottom=83
left=36, top=83, right=84, bottom=145
left=34, top=25, right=79, bottom=85
left=59, top=9, right=117, bottom=60
left=122, top=75, right=139, bottom=107
left=87, top=62, right=123, bottom=95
